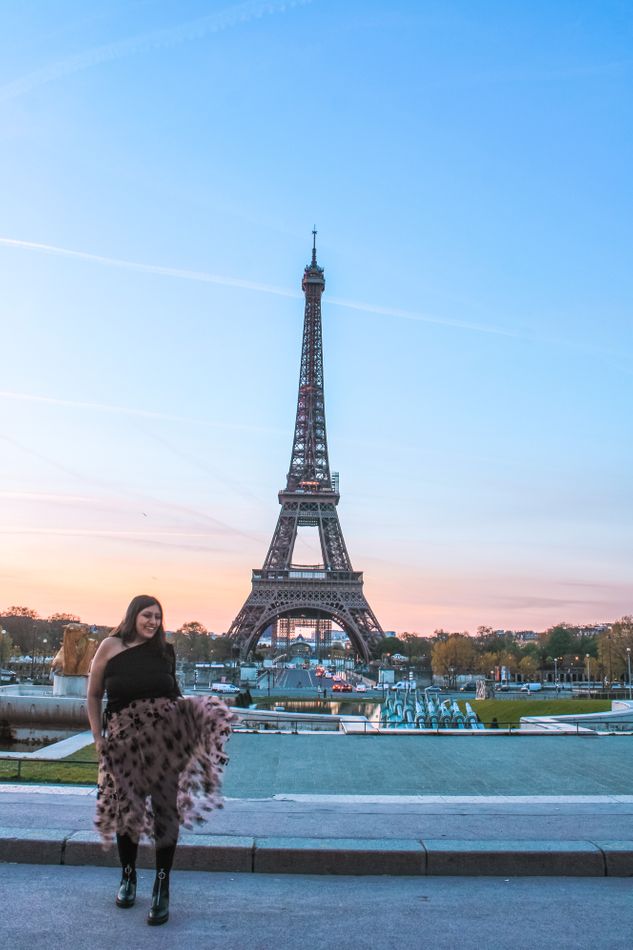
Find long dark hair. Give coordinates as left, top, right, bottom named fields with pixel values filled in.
left=109, top=594, right=167, bottom=653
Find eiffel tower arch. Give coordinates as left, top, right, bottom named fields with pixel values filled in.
left=227, top=234, right=384, bottom=663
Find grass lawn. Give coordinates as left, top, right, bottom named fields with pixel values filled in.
left=458, top=699, right=612, bottom=728
left=0, top=742, right=98, bottom=784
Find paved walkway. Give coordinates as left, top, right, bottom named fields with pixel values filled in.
left=219, top=732, right=633, bottom=797
left=3, top=866, right=633, bottom=950
left=1, top=732, right=633, bottom=876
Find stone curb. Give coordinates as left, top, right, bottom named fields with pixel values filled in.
left=1, top=829, right=632, bottom=876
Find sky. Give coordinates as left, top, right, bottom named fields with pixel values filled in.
left=0, top=0, right=631, bottom=636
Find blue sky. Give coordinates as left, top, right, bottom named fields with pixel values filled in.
left=0, top=0, right=631, bottom=633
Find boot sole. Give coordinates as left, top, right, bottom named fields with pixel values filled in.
left=147, top=913, right=169, bottom=926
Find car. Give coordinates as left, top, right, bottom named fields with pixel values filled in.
left=332, top=682, right=353, bottom=692
left=393, top=680, right=417, bottom=690
left=354, top=684, right=367, bottom=692
left=459, top=682, right=478, bottom=691
left=520, top=683, right=543, bottom=692
left=211, top=682, right=240, bottom=694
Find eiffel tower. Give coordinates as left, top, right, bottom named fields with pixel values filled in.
left=227, top=233, right=384, bottom=662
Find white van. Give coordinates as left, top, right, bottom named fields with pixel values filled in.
left=520, top=683, right=542, bottom=692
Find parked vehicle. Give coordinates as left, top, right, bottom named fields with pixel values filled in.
left=211, top=682, right=240, bottom=694
left=459, top=681, right=478, bottom=691
left=354, top=684, right=367, bottom=692
left=393, top=680, right=417, bottom=690
left=520, top=683, right=543, bottom=692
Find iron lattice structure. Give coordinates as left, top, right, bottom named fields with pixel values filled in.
left=227, top=234, right=384, bottom=662
left=272, top=617, right=332, bottom=657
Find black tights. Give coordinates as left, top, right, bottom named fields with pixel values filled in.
left=116, top=834, right=177, bottom=874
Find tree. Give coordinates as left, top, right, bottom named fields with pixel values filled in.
left=178, top=621, right=208, bottom=637
left=400, top=634, right=432, bottom=663
left=171, top=621, right=211, bottom=662
left=431, top=634, right=476, bottom=684
left=2, top=606, right=39, bottom=618
left=542, top=624, right=575, bottom=659
left=519, top=656, right=538, bottom=681
left=474, top=651, right=499, bottom=676
left=0, top=628, right=16, bottom=668
left=475, top=625, right=494, bottom=643
left=208, top=637, right=235, bottom=662
left=0, top=608, right=41, bottom=654
left=376, top=636, right=404, bottom=659
left=598, top=618, right=633, bottom=682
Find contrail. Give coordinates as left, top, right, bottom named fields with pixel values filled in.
left=327, top=294, right=522, bottom=339
left=0, top=237, right=300, bottom=303
left=0, top=386, right=284, bottom=434
left=0, top=235, right=521, bottom=339
left=0, top=0, right=314, bottom=103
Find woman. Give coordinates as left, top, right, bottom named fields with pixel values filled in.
left=87, top=594, right=234, bottom=926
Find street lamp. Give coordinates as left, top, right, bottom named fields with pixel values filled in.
left=627, top=648, right=632, bottom=701
left=585, top=653, right=591, bottom=689
left=0, top=627, right=7, bottom=681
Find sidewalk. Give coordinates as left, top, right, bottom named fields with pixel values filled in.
left=3, top=865, right=633, bottom=950
left=2, top=732, right=633, bottom=877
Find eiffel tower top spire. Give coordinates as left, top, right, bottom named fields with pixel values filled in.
left=286, top=231, right=330, bottom=492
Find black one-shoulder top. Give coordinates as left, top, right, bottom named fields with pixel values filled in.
left=104, top=640, right=180, bottom=714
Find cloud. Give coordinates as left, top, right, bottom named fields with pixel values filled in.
left=0, top=0, right=314, bottom=103
left=0, top=433, right=263, bottom=542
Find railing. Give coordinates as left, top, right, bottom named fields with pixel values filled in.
left=252, top=569, right=363, bottom=583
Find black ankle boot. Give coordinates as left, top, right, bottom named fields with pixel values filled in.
left=115, top=864, right=137, bottom=908
left=147, top=869, right=169, bottom=926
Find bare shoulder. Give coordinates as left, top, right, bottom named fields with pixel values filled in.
left=95, top=637, right=125, bottom=661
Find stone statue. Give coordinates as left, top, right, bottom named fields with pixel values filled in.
left=51, top=623, right=98, bottom=676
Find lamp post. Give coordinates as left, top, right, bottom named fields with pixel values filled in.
left=30, top=621, right=37, bottom=681
left=627, top=648, right=632, bottom=701
left=585, top=653, right=591, bottom=689
left=0, top=627, right=7, bottom=681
